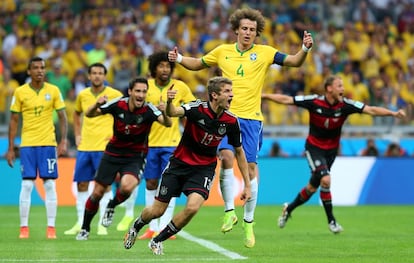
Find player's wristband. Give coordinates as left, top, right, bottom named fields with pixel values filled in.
left=176, top=53, right=183, bottom=63
left=302, top=44, right=311, bottom=53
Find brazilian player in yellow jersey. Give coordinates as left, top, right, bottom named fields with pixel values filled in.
left=168, top=8, right=313, bottom=248
left=6, top=56, right=68, bottom=239
left=64, top=62, right=123, bottom=236
left=117, top=51, right=196, bottom=237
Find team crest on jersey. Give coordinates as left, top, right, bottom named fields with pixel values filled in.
left=218, top=124, right=226, bottom=135
left=45, top=93, right=51, bottom=101
left=135, top=115, right=143, bottom=124
left=250, top=53, right=257, bottom=61
left=160, top=186, right=168, bottom=196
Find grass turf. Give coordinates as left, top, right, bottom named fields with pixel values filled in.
left=0, top=205, right=413, bottom=263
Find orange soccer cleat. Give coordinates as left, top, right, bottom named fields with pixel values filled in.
left=47, top=226, right=57, bottom=239
left=19, top=226, right=29, bottom=239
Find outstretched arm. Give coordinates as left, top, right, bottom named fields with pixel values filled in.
left=262, top=93, right=295, bottom=105
left=363, top=105, right=406, bottom=118
left=168, top=46, right=206, bottom=71
left=283, top=30, right=313, bottom=67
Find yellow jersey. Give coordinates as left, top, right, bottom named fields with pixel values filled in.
left=10, top=82, right=66, bottom=146
left=75, top=86, right=123, bottom=151
left=202, top=43, right=278, bottom=121
left=147, top=78, right=195, bottom=147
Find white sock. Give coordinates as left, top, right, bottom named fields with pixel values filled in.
left=124, top=186, right=138, bottom=217
left=244, top=177, right=258, bottom=222
left=44, top=179, right=57, bottom=227
left=19, top=180, right=34, bottom=227
left=220, top=168, right=235, bottom=211
left=76, top=191, right=89, bottom=225
left=145, top=189, right=157, bottom=232
left=98, top=190, right=113, bottom=225
left=159, top=197, right=176, bottom=230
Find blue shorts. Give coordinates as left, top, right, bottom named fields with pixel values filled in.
left=219, top=118, right=263, bottom=163
left=73, top=151, right=104, bottom=182
left=20, top=146, right=58, bottom=179
left=142, top=147, right=175, bottom=180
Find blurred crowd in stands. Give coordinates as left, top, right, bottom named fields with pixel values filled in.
left=1, top=0, right=414, bottom=133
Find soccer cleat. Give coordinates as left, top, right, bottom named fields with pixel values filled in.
left=242, top=221, right=255, bottom=248
left=329, top=221, right=343, bottom=234
left=278, top=203, right=290, bottom=228
left=116, top=215, right=134, bottom=231
left=76, top=229, right=90, bottom=241
left=221, top=210, right=238, bottom=233
left=138, top=229, right=155, bottom=240
left=124, top=227, right=138, bottom=249
left=19, top=226, right=29, bottom=239
left=97, top=224, right=108, bottom=235
left=148, top=239, right=164, bottom=255
left=47, top=226, right=57, bottom=239
left=101, top=207, right=115, bottom=227
left=64, top=223, right=81, bottom=235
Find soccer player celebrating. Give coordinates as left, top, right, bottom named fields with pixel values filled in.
left=262, top=75, right=406, bottom=233
left=123, top=77, right=251, bottom=255
left=75, top=77, right=171, bottom=240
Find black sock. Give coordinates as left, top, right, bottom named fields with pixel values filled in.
left=153, top=221, right=180, bottom=242
left=133, top=216, right=148, bottom=232
left=288, top=187, right=313, bottom=213
left=320, top=187, right=335, bottom=223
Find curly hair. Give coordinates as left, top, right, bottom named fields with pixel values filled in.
left=229, top=8, right=265, bottom=36
left=148, top=51, right=175, bottom=78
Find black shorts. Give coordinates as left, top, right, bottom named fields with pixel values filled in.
left=94, top=154, right=145, bottom=185
left=304, top=143, right=337, bottom=187
left=156, top=157, right=216, bottom=203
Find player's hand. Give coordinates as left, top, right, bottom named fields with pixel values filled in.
left=168, top=47, right=179, bottom=62
left=75, top=135, right=81, bottom=147
left=303, top=30, right=313, bottom=49
left=158, top=95, right=166, bottom=111
left=166, top=84, right=176, bottom=102
left=6, top=150, right=15, bottom=168
left=57, top=140, right=67, bottom=157
left=395, top=109, right=406, bottom=119
left=240, top=186, right=252, bottom=204
left=96, top=95, right=108, bottom=106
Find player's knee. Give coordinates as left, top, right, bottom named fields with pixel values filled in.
left=320, top=175, right=331, bottom=188
left=145, top=179, right=158, bottom=190
left=43, top=179, right=56, bottom=192
left=219, top=149, right=234, bottom=166
left=21, top=180, right=34, bottom=192
left=77, top=181, right=89, bottom=191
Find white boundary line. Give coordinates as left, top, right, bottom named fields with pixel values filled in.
left=178, top=230, right=248, bottom=260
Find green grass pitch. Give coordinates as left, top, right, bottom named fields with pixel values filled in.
left=0, top=205, right=413, bottom=263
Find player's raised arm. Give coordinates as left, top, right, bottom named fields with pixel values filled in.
left=166, top=85, right=184, bottom=117
left=283, top=30, right=313, bottom=67
left=168, top=46, right=205, bottom=71
left=157, top=93, right=172, bottom=127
